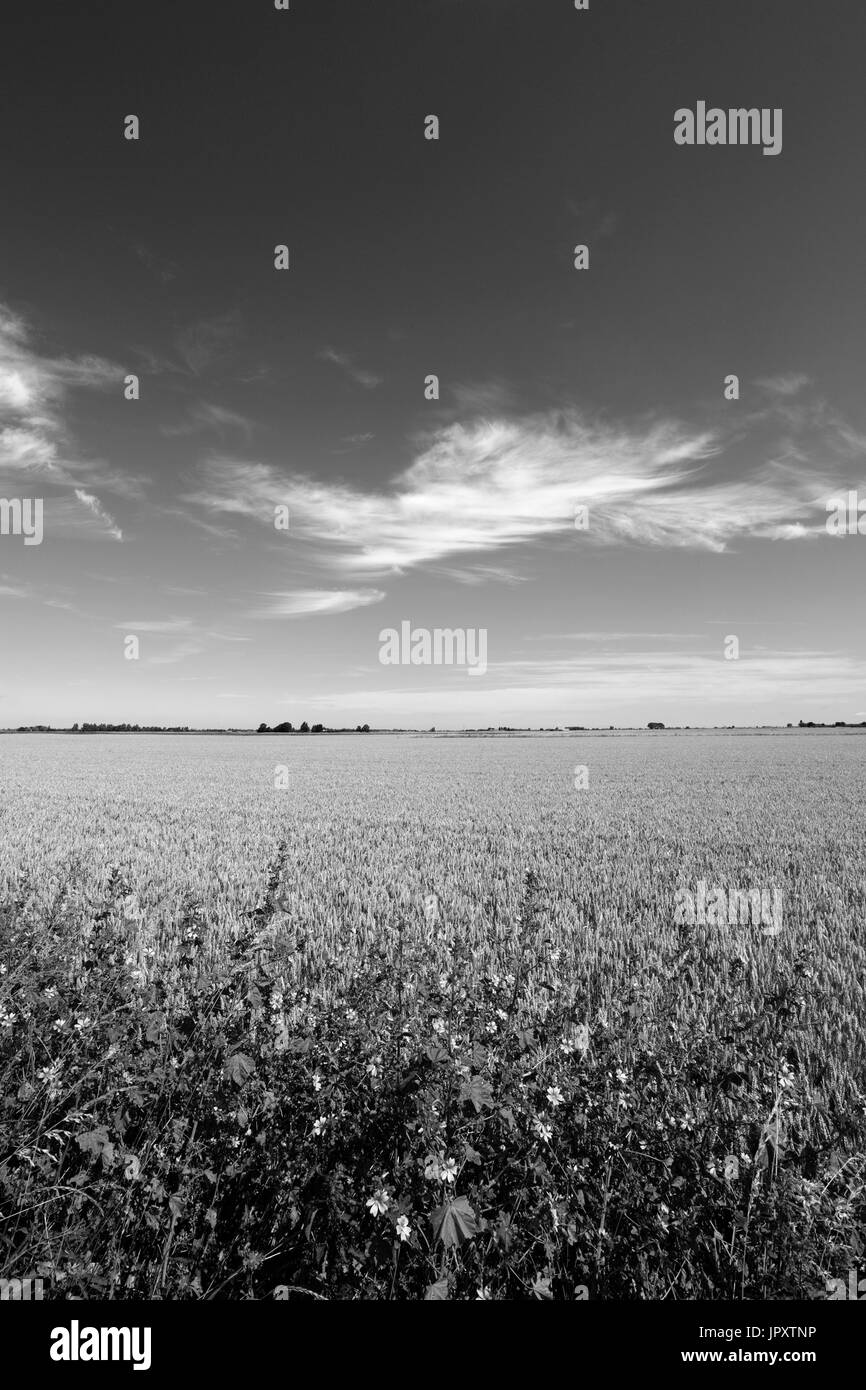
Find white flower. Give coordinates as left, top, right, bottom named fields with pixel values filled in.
left=431, top=1018, right=446, bottom=1036
left=312, top=1072, right=322, bottom=1092
left=395, top=1214, right=411, bottom=1242
left=534, top=1120, right=553, bottom=1143
left=615, top=1068, right=628, bottom=1085
left=345, top=1009, right=358, bottom=1023
left=476, top=1285, right=492, bottom=1300
left=440, top=1158, right=458, bottom=1184
left=37, top=1061, right=64, bottom=1098
left=312, top=1118, right=327, bottom=1137
left=546, top=1085, right=564, bottom=1109
left=366, top=1189, right=390, bottom=1217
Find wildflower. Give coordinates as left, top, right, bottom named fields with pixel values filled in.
left=496, top=1008, right=508, bottom=1021
left=74, top=1016, right=91, bottom=1033
left=312, top=1118, right=327, bottom=1136
left=431, top=1018, right=446, bottom=1036
left=366, top=1188, right=391, bottom=1217
left=395, top=1214, right=411, bottom=1242
left=312, top=1071, right=322, bottom=1092
left=485, top=1020, right=498, bottom=1035
left=440, top=1158, right=458, bottom=1184
left=345, top=1008, right=358, bottom=1023
left=476, top=1285, right=492, bottom=1300
left=534, top=1120, right=553, bottom=1143
left=37, top=1061, right=64, bottom=1099
left=615, top=1068, right=628, bottom=1085
left=546, top=1085, right=564, bottom=1109
left=0, top=1007, right=14, bottom=1031
left=43, top=986, right=57, bottom=999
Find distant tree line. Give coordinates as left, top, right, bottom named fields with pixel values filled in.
left=256, top=722, right=371, bottom=733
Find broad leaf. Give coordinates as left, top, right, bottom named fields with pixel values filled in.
left=224, top=1051, right=256, bottom=1086
left=431, top=1195, right=478, bottom=1248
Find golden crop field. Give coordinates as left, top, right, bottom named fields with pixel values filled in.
left=1, top=730, right=864, bottom=1300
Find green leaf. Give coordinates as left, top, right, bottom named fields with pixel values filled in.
left=224, top=1051, right=256, bottom=1086
left=77, top=1127, right=115, bottom=1166
left=462, top=1074, right=494, bottom=1112
left=424, top=1277, right=450, bottom=1300
left=431, top=1195, right=478, bottom=1248
left=532, top=1273, right=554, bottom=1300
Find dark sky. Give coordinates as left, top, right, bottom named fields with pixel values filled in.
left=1, top=1, right=864, bottom=726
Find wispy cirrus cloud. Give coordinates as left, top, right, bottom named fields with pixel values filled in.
left=114, top=617, right=193, bottom=633
left=162, top=401, right=253, bottom=438
left=756, top=373, right=811, bottom=397
left=254, top=588, right=386, bottom=618
left=0, top=302, right=127, bottom=539
left=185, top=405, right=852, bottom=573
left=73, top=489, right=122, bottom=541
left=317, top=347, right=382, bottom=390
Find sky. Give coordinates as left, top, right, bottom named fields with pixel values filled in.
left=1, top=0, right=865, bottom=729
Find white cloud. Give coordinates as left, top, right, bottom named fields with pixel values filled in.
left=255, top=588, right=386, bottom=618
left=318, top=347, right=382, bottom=390
left=186, top=408, right=847, bottom=572
left=0, top=302, right=126, bottom=540
left=74, top=489, right=122, bottom=541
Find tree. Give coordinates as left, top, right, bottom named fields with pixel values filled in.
left=257, top=723, right=270, bottom=733
left=299, top=721, right=310, bottom=733
left=274, top=722, right=293, bottom=733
